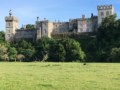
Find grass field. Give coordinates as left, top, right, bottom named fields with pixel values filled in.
left=0, top=62, right=120, bottom=90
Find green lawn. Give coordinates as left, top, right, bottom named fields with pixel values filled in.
left=0, top=62, right=120, bottom=90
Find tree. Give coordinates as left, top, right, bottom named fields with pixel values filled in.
left=18, top=40, right=33, bottom=49
left=35, top=37, right=52, bottom=61
left=96, top=14, right=120, bottom=62
left=14, top=40, right=35, bottom=61
left=0, top=31, right=5, bottom=42
left=22, top=49, right=35, bottom=61
left=26, top=24, right=35, bottom=30
left=61, top=38, right=85, bottom=62
left=108, top=48, right=120, bottom=62
left=97, top=14, right=117, bottom=45
left=0, top=44, right=8, bottom=61
left=8, top=47, right=17, bottom=61
left=16, top=54, right=25, bottom=62
left=49, top=41, right=66, bottom=62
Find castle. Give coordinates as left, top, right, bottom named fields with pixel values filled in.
left=5, top=5, right=114, bottom=42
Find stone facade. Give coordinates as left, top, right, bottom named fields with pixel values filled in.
left=36, top=19, right=54, bottom=40
left=15, top=29, right=36, bottom=41
left=5, top=5, right=114, bottom=42
left=5, top=10, right=18, bottom=42
left=97, top=5, right=114, bottom=26
left=52, top=22, right=69, bottom=34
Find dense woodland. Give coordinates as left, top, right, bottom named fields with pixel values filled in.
left=0, top=14, right=120, bottom=62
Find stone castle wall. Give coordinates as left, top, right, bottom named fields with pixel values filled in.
left=5, top=5, right=114, bottom=42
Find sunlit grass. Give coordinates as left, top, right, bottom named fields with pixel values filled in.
left=0, top=62, right=120, bottom=90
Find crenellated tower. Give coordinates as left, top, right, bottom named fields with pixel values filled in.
left=97, top=5, right=114, bottom=26
left=36, top=17, right=42, bottom=40
left=5, top=10, right=18, bottom=42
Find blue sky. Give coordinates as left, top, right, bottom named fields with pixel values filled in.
left=0, top=0, right=119, bottom=30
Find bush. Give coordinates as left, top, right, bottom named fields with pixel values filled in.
left=108, top=48, right=120, bottom=62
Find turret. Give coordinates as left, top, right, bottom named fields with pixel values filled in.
left=97, top=5, right=114, bottom=26
left=5, top=10, right=18, bottom=42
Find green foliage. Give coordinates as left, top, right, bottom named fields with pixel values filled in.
left=49, top=41, right=66, bottom=62
left=22, top=49, right=35, bottom=61
left=61, top=38, right=85, bottom=62
left=109, top=48, right=120, bottom=62
left=35, top=37, right=52, bottom=61
left=16, top=54, right=25, bottom=62
left=0, top=44, right=8, bottom=61
left=26, top=24, right=35, bottom=30
left=19, top=40, right=33, bottom=49
left=97, top=14, right=117, bottom=44
left=12, top=40, right=35, bottom=61
left=8, top=47, right=17, bottom=61
left=95, top=14, right=120, bottom=62
left=0, top=31, right=5, bottom=42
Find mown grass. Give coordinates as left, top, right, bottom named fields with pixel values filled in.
left=0, top=62, right=120, bottom=90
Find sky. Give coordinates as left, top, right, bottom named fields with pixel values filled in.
left=0, top=0, right=119, bottom=31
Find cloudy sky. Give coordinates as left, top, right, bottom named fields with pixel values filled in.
left=0, top=0, right=119, bottom=31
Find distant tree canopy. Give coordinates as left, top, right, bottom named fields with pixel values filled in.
left=60, top=38, right=85, bottom=62
left=26, top=24, right=35, bottom=30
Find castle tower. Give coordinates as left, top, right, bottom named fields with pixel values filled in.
left=97, top=5, right=114, bottom=26
left=35, top=17, right=42, bottom=40
left=5, top=10, right=18, bottom=42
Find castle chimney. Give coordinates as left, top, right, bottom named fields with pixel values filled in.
left=37, top=17, right=39, bottom=21
left=91, top=13, right=94, bottom=18
left=44, top=18, right=46, bottom=21
left=82, top=15, right=85, bottom=19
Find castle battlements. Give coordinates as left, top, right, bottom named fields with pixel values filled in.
left=5, top=16, right=18, bottom=22
left=97, top=5, right=113, bottom=10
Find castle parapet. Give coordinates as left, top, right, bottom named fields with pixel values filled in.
left=5, top=16, right=18, bottom=22
left=97, top=5, right=113, bottom=10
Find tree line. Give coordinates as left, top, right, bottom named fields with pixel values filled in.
left=0, top=34, right=85, bottom=62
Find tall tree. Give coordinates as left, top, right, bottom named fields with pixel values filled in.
left=35, top=37, right=52, bottom=61
left=49, top=41, right=66, bottom=62
left=8, top=47, right=17, bottom=61
left=61, top=38, right=85, bottom=62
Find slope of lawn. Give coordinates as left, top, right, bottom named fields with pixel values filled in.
left=0, top=62, right=120, bottom=90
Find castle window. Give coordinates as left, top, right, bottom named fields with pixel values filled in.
left=8, top=23, right=10, bottom=26
left=80, top=28, right=83, bottom=32
left=8, top=30, right=10, bottom=33
left=87, top=29, right=89, bottom=32
left=102, top=18, right=105, bottom=22
left=106, top=11, right=109, bottom=16
left=101, top=12, right=104, bottom=16
left=44, top=29, right=47, bottom=34
left=8, top=34, right=10, bottom=37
